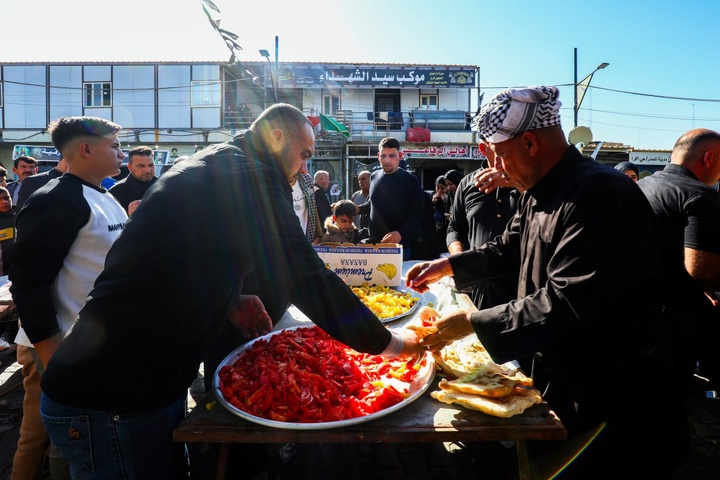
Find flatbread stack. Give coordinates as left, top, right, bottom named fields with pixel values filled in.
left=431, top=364, right=542, bottom=418
left=407, top=306, right=542, bottom=418
left=433, top=335, right=493, bottom=378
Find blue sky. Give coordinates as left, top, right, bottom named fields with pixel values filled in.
left=1, top=0, right=718, bottom=150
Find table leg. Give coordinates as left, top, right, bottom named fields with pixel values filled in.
left=516, top=440, right=531, bottom=480
left=216, top=444, right=229, bottom=480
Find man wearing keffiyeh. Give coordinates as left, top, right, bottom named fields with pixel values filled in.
left=407, top=86, right=688, bottom=478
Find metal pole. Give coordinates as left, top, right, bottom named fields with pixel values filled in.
left=573, top=48, right=578, bottom=128
left=275, top=36, right=279, bottom=103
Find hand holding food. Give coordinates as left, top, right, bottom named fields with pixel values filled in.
left=406, top=306, right=441, bottom=339
left=421, top=310, right=475, bottom=352
left=394, top=328, right=426, bottom=360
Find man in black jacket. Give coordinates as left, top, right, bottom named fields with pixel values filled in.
left=406, top=86, right=688, bottom=479
left=39, top=103, right=423, bottom=479
left=15, top=158, right=68, bottom=211
left=7, top=156, right=38, bottom=208
left=108, top=145, right=157, bottom=213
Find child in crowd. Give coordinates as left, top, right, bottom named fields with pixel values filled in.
left=321, top=199, right=360, bottom=243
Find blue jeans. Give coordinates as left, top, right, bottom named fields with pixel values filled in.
left=40, top=393, right=187, bottom=480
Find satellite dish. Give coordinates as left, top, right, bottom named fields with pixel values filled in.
left=568, top=126, right=593, bottom=147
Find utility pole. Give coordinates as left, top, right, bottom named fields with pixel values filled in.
left=574, top=48, right=609, bottom=128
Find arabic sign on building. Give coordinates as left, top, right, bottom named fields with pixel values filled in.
left=403, top=145, right=487, bottom=161
left=12, top=145, right=171, bottom=165
left=274, top=64, right=476, bottom=89
left=628, top=151, right=671, bottom=165
left=12, top=145, right=62, bottom=161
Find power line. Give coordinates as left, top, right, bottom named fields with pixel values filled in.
left=591, top=85, right=720, bottom=103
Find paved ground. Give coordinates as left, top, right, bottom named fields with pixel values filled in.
left=0, top=346, right=719, bottom=479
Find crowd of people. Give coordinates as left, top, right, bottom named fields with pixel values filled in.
left=0, top=85, right=716, bottom=479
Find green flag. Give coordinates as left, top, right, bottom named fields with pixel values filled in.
left=319, top=114, right=350, bottom=138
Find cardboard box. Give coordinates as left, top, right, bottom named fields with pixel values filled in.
left=313, top=243, right=403, bottom=287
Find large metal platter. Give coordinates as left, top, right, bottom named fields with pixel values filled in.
left=214, top=326, right=435, bottom=430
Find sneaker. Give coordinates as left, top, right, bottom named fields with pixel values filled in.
left=0, top=337, right=9, bottom=351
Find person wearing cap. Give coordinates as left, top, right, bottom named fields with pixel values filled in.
left=405, top=86, right=687, bottom=478
left=637, top=129, right=720, bottom=394
left=614, top=161, right=640, bottom=181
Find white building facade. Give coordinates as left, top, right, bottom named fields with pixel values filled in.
left=0, top=60, right=483, bottom=193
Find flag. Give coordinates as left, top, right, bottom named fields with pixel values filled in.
left=218, top=27, right=238, bottom=40
left=199, top=0, right=243, bottom=59
left=319, top=114, right=350, bottom=138
left=575, top=72, right=595, bottom=113
left=201, top=0, right=221, bottom=13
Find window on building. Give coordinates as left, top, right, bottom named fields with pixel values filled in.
left=191, top=80, right=221, bottom=107
left=323, top=94, right=340, bottom=115
left=0, top=82, right=3, bottom=107
left=84, top=82, right=112, bottom=107
left=419, top=94, right=438, bottom=110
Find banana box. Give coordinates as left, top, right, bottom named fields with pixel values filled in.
left=313, top=243, right=403, bottom=287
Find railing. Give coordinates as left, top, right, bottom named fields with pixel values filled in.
left=222, top=112, right=253, bottom=130
left=222, top=108, right=472, bottom=140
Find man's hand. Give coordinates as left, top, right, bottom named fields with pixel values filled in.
left=227, top=294, right=273, bottom=339
left=128, top=200, right=141, bottom=216
left=474, top=167, right=516, bottom=194
left=395, top=328, right=426, bottom=359
left=381, top=231, right=401, bottom=244
left=420, top=310, right=474, bottom=351
left=405, top=257, right=453, bottom=293
left=34, top=334, right=62, bottom=370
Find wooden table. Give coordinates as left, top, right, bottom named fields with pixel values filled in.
left=174, top=262, right=566, bottom=479
left=176, top=381, right=565, bottom=480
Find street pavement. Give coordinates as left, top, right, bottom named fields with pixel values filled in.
left=0, top=346, right=719, bottom=479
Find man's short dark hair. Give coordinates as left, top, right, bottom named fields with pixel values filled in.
left=128, top=146, right=154, bottom=163
left=48, top=116, right=122, bottom=153
left=13, top=156, right=37, bottom=169
left=0, top=165, right=8, bottom=178
left=378, top=137, right=401, bottom=150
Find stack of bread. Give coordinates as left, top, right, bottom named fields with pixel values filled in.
left=408, top=306, right=542, bottom=418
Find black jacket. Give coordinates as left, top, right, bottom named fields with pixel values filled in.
left=15, top=168, right=64, bottom=211
left=108, top=173, right=157, bottom=213
left=42, top=131, right=393, bottom=413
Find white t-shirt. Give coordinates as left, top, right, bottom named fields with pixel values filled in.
left=291, top=180, right=308, bottom=234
